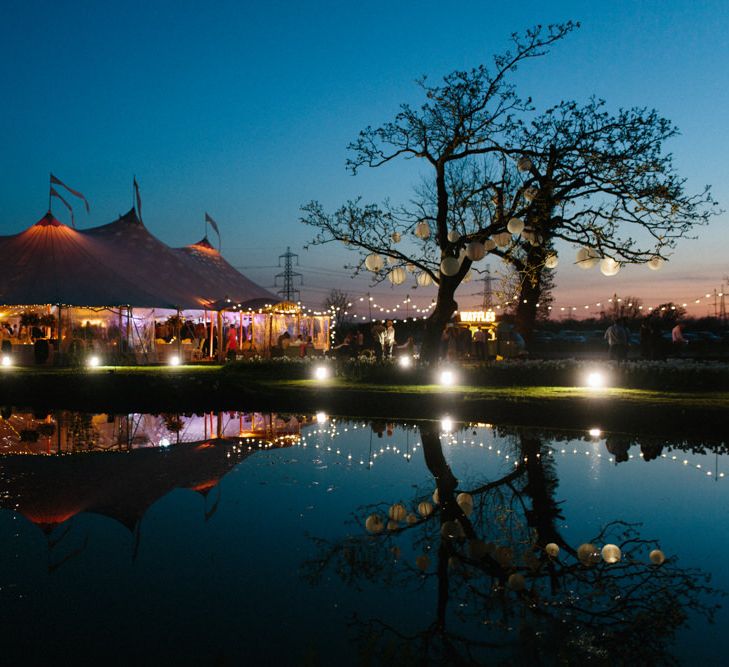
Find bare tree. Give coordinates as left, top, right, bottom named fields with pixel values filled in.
left=301, top=22, right=717, bottom=358
left=323, top=288, right=352, bottom=335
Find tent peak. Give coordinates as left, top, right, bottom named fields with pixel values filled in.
left=35, top=212, right=64, bottom=228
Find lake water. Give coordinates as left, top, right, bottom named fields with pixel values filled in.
left=0, top=410, right=726, bottom=665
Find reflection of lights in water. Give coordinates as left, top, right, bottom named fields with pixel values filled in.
left=315, top=412, right=328, bottom=424
left=440, top=417, right=453, bottom=432
left=439, top=370, right=455, bottom=386
left=159, top=438, right=171, bottom=447
left=585, top=371, right=605, bottom=389
left=314, top=366, right=329, bottom=381
left=589, top=428, right=602, bottom=437
left=87, top=355, right=101, bottom=368
left=168, top=355, right=181, bottom=366
left=1, top=355, right=11, bottom=367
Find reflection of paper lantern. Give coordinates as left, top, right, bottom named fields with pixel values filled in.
left=494, top=232, right=512, bottom=248
left=418, top=501, right=434, bottom=517
left=447, top=230, right=461, bottom=243
left=440, top=257, right=460, bottom=276
left=544, top=253, right=559, bottom=269
left=600, top=257, right=621, bottom=276
left=484, top=238, right=497, bottom=251
left=521, top=230, right=534, bottom=243
left=364, top=253, right=384, bottom=272
left=466, top=241, right=486, bottom=261
left=507, top=217, right=525, bottom=235
left=416, top=272, right=433, bottom=287
left=524, top=187, right=539, bottom=201
left=416, top=555, right=430, bottom=571
left=517, top=156, right=533, bottom=172
left=545, top=543, right=560, bottom=558
left=578, top=543, right=601, bottom=566
left=462, top=270, right=473, bottom=283
left=388, top=267, right=406, bottom=285
left=365, top=514, right=384, bottom=534
left=576, top=247, right=599, bottom=269
left=507, top=573, right=526, bottom=591
left=601, top=544, right=622, bottom=564
left=386, top=519, right=399, bottom=531
left=650, top=549, right=666, bottom=565
left=415, top=221, right=430, bottom=239
left=456, top=492, right=473, bottom=506
left=432, top=488, right=440, bottom=505
left=406, top=513, right=418, bottom=525
left=388, top=503, right=407, bottom=521
left=647, top=256, right=664, bottom=270
left=391, top=231, right=401, bottom=243
left=441, top=520, right=465, bottom=540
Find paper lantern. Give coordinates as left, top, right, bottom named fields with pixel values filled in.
left=507, top=573, right=526, bottom=591
left=507, top=217, right=525, bottom=235
left=386, top=255, right=397, bottom=266
left=391, top=231, right=401, bottom=243
left=524, top=187, right=539, bottom=201
left=364, top=253, right=384, bottom=272
left=388, top=267, right=406, bottom=285
left=647, top=256, right=664, bottom=270
left=365, top=514, right=384, bottom=534
left=544, top=253, right=559, bottom=269
left=415, top=221, right=430, bottom=239
left=406, top=263, right=416, bottom=273
left=601, top=544, right=622, bottom=564
left=388, top=503, right=407, bottom=521
left=484, top=238, right=497, bottom=251
left=447, top=230, right=461, bottom=243
left=416, top=271, right=433, bottom=287
left=545, top=543, right=560, bottom=558
left=418, top=501, right=434, bottom=517
left=577, top=543, right=601, bottom=566
left=462, top=270, right=473, bottom=283
left=406, top=513, right=418, bottom=525
left=465, top=241, right=486, bottom=261
left=517, top=156, right=533, bottom=172
left=456, top=492, right=473, bottom=506
left=599, top=257, right=621, bottom=276
left=415, top=554, right=430, bottom=571
left=576, top=247, right=600, bottom=269
left=649, top=549, right=666, bottom=565
left=440, top=257, right=460, bottom=276
left=494, top=232, right=512, bottom=248
left=386, top=519, right=400, bottom=531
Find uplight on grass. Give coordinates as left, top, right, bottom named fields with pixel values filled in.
left=168, top=355, right=181, bottom=366
left=439, top=369, right=456, bottom=387
left=87, top=355, right=101, bottom=368
left=314, top=365, right=330, bottom=381
left=585, top=371, right=606, bottom=389
left=398, top=356, right=412, bottom=369
left=1, top=355, right=11, bottom=367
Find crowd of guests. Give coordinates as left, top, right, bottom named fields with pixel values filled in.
left=604, top=316, right=691, bottom=361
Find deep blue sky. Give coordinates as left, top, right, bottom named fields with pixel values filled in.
left=1, top=0, right=727, bottom=315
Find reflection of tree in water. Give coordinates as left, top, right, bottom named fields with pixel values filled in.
left=68, top=413, right=96, bottom=450
left=304, top=424, right=721, bottom=665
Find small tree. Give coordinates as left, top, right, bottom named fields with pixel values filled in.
left=323, top=289, right=352, bottom=336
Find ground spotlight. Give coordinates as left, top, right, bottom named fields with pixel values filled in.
left=439, top=369, right=456, bottom=386
left=168, top=355, right=181, bottom=366
left=398, top=356, right=412, bottom=369
left=585, top=371, right=606, bottom=389
left=87, top=355, right=101, bottom=368
left=588, top=427, right=602, bottom=437
left=1, top=355, right=11, bottom=367
left=314, top=365, right=329, bottom=381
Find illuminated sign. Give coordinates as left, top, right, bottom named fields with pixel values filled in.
left=458, top=310, right=496, bottom=323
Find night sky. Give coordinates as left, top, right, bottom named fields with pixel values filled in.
left=1, top=0, right=727, bottom=316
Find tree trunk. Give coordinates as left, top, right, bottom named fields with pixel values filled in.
left=514, top=245, right=546, bottom=343
left=420, top=279, right=458, bottom=362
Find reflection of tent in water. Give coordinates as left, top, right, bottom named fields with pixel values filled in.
left=0, top=437, right=290, bottom=535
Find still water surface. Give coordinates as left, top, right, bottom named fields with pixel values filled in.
left=0, top=410, right=726, bottom=665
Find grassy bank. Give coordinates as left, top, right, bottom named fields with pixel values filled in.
left=0, top=362, right=726, bottom=439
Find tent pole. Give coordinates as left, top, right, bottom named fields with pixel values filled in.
left=176, top=308, right=182, bottom=360
left=56, top=305, right=62, bottom=366
left=217, top=310, right=224, bottom=363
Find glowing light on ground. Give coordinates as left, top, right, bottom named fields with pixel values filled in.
left=168, top=355, right=181, bottom=366
left=589, top=428, right=602, bottom=437
left=439, top=370, right=455, bottom=386
left=1, top=355, right=11, bottom=367
left=314, top=366, right=329, bottom=381
left=316, top=411, right=328, bottom=424
left=441, top=417, right=453, bottom=432
left=585, top=371, right=606, bottom=389
left=87, top=355, right=101, bottom=368
left=398, top=356, right=412, bottom=368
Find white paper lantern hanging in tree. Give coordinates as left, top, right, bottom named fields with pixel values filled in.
left=524, top=186, right=539, bottom=202
left=416, top=271, right=433, bottom=287
left=447, top=230, right=461, bottom=243
left=418, top=501, right=434, bottom=517
left=406, top=263, right=416, bottom=273
left=544, top=253, right=559, bottom=269
left=545, top=543, right=560, bottom=558
left=517, top=156, right=533, bottom=172
left=391, top=231, right=401, bottom=243
left=440, top=256, right=461, bottom=276
left=414, top=220, right=431, bottom=239
left=494, top=232, right=512, bottom=248
left=576, top=246, right=600, bottom=269
left=649, top=549, right=666, bottom=565
left=507, top=573, right=526, bottom=591
left=601, top=544, right=622, bottom=564
left=484, top=238, right=497, bottom=251
left=465, top=241, right=486, bottom=261
left=388, top=267, right=406, bottom=285
left=600, top=257, right=621, bottom=276
left=507, top=217, right=525, bottom=235
left=647, top=256, right=664, bottom=271
left=364, top=253, right=384, bottom=272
